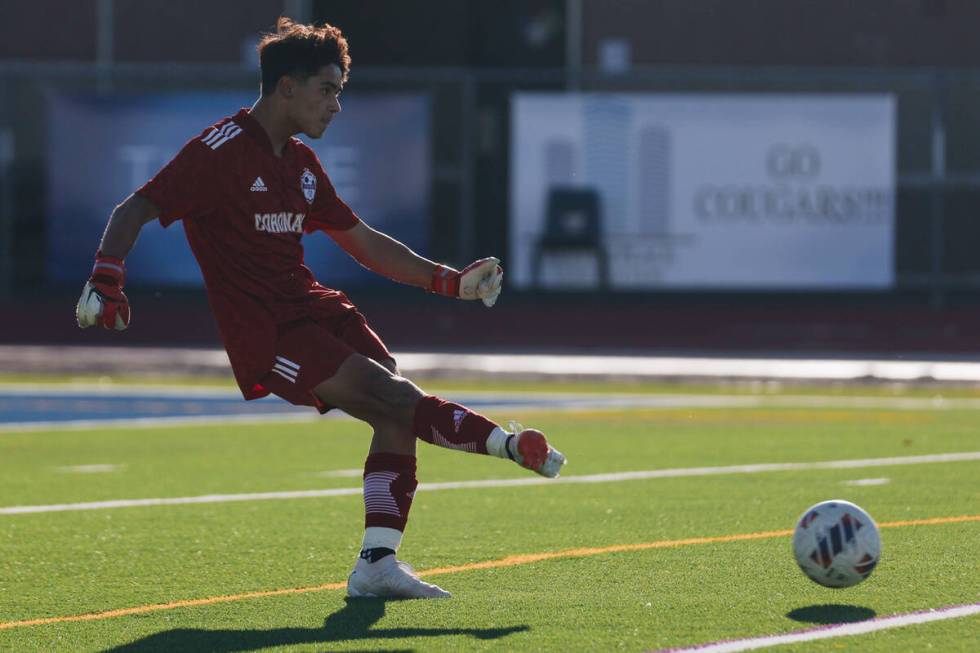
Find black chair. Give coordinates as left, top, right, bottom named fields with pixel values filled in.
left=532, top=187, right=608, bottom=289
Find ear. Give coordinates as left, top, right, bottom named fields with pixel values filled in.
left=277, top=76, right=296, bottom=99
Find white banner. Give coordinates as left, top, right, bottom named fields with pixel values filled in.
left=510, top=94, right=895, bottom=290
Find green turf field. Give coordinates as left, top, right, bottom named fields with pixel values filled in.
left=1, top=380, right=978, bottom=651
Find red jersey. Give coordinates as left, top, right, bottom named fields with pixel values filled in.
left=137, top=108, right=361, bottom=400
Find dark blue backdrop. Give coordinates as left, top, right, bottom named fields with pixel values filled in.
left=47, top=91, right=430, bottom=287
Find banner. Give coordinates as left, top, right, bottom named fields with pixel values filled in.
left=47, top=92, right=430, bottom=286
left=510, top=94, right=895, bottom=290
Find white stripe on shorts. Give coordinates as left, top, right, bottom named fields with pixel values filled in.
left=270, top=368, right=296, bottom=384
left=275, top=356, right=300, bottom=371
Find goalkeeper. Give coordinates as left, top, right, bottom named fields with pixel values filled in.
left=76, top=17, right=564, bottom=599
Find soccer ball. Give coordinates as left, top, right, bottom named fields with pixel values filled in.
left=792, top=500, right=881, bottom=588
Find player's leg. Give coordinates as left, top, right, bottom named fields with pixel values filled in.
left=312, top=354, right=564, bottom=598
left=312, top=352, right=565, bottom=476
left=310, top=354, right=449, bottom=598
left=257, top=318, right=443, bottom=596
left=309, top=310, right=564, bottom=598
left=411, top=392, right=566, bottom=477
left=328, top=309, right=565, bottom=476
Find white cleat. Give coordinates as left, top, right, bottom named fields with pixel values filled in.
left=508, top=421, right=567, bottom=478
left=346, top=556, right=451, bottom=599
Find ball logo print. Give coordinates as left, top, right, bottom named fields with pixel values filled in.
left=792, top=500, right=881, bottom=588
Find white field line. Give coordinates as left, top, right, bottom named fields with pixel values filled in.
left=655, top=602, right=980, bottom=653
left=4, top=382, right=980, bottom=409
left=2, top=451, right=978, bottom=516
left=842, top=478, right=891, bottom=486
left=397, top=352, right=980, bottom=382
left=55, top=464, right=124, bottom=474
left=0, top=391, right=757, bottom=434
left=9, top=345, right=980, bottom=381
left=5, top=392, right=980, bottom=434
left=0, top=412, right=326, bottom=433
left=0, top=383, right=243, bottom=397
left=315, top=468, right=365, bottom=478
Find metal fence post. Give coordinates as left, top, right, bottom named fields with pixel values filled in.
left=566, top=0, right=583, bottom=91
left=929, top=71, right=948, bottom=309
left=458, top=74, right=477, bottom=264
left=96, top=0, right=115, bottom=93
left=0, top=128, right=13, bottom=298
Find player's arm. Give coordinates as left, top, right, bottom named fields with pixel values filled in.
left=98, top=193, right=160, bottom=258
left=326, top=221, right=503, bottom=306
left=76, top=193, right=160, bottom=330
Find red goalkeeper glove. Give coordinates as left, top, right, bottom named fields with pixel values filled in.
left=76, top=252, right=131, bottom=330
left=429, top=257, right=503, bottom=307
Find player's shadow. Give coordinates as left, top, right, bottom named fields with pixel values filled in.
left=101, top=597, right=529, bottom=653
left=786, top=604, right=876, bottom=624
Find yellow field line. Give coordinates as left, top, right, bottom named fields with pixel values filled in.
left=419, top=514, right=980, bottom=577
left=1, top=514, right=977, bottom=632
left=0, top=581, right=348, bottom=631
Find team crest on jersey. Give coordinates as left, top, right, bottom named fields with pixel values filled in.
left=300, top=169, right=316, bottom=204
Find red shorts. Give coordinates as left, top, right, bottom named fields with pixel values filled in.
left=257, top=309, right=393, bottom=413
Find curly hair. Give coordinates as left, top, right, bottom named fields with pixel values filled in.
left=257, top=17, right=351, bottom=96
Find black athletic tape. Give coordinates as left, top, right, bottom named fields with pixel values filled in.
left=504, top=434, right=516, bottom=461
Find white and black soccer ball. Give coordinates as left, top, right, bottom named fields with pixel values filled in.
left=792, top=500, right=881, bottom=588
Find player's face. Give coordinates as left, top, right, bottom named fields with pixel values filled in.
left=290, top=64, right=343, bottom=139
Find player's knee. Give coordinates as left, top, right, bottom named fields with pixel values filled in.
left=369, top=371, right=422, bottom=418
left=314, top=355, right=419, bottom=426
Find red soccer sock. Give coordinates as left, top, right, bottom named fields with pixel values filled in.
left=412, top=395, right=499, bottom=455
left=363, top=452, right=418, bottom=533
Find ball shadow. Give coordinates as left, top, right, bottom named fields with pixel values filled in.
left=786, top=604, right=876, bottom=624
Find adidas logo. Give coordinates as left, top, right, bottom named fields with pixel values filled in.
left=250, top=177, right=268, bottom=192
left=452, top=408, right=466, bottom=433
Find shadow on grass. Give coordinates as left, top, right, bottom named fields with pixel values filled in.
left=786, top=604, right=876, bottom=624
left=102, top=597, right=529, bottom=652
